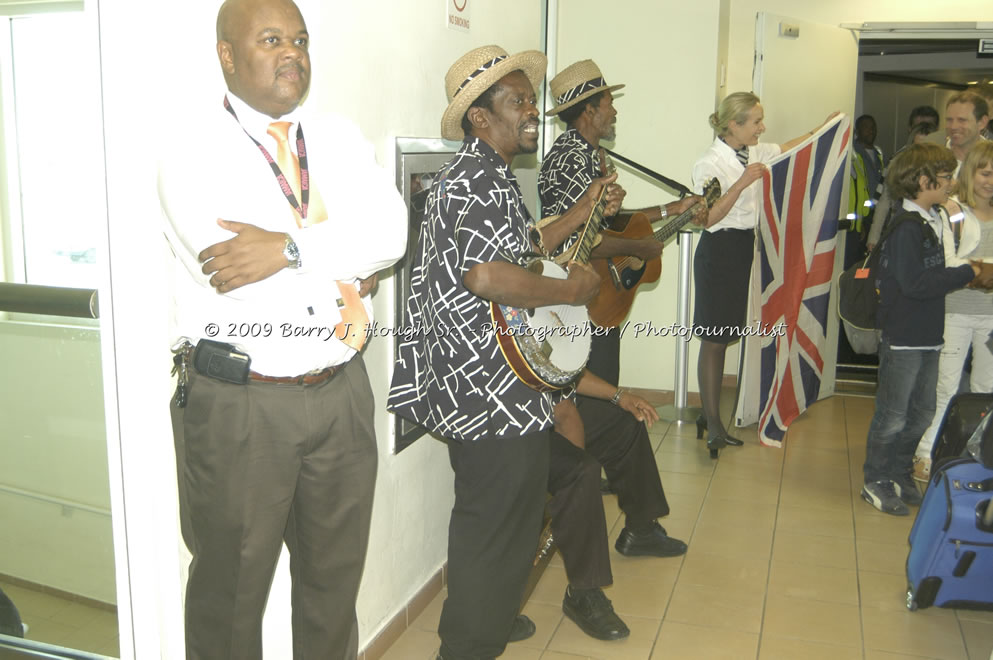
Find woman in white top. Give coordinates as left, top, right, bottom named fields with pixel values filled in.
left=692, top=92, right=833, bottom=457
left=913, top=140, right=993, bottom=479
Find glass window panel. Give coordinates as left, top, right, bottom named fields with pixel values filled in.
left=9, top=12, right=104, bottom=288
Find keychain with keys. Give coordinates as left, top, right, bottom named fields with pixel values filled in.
left=171, top=340, right=192, bottom=408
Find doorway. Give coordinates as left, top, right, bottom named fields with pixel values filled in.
left=835, top=34, right=993, bottom=397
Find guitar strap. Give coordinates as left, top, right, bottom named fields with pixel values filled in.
left=596, top=147, right=608, bottom=177
left=603, top=148, right=693, bottom=198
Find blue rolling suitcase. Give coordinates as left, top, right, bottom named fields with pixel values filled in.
left=905, top=458, right=993, bottom=610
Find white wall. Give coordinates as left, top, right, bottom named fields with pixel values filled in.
left=725, top=5, right=993, bottom=136
left=724, top=0, right=993, bottom=98
left=94, top=0, right=544, bottom=656
left=554, top=0, right=722, bottom=392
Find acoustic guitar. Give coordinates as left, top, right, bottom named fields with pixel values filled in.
left=587, top=178, right=721, bottom=328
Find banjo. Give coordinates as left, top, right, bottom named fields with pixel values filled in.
left=489, top=165, right=612, bottom=392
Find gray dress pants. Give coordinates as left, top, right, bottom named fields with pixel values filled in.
left=171, top=356, right=377, bottom=660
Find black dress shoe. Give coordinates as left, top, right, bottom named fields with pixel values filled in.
left=615, top=521, right=688, bottom=557
left=562, top=586, right=630, bottom=641
left=507, top=614, right=536, bottom=642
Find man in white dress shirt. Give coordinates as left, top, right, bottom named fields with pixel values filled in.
left=158, top=0, right=406, bottom=657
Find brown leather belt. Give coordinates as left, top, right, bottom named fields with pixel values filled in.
left=248, top=362, right=345, bottom=386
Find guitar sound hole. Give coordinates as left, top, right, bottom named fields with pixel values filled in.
left=621, top=264, right=647, bottom=289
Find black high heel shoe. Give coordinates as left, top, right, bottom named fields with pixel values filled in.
left=706, top=433, right=725, bottom=459
left=697, top=415, right=744, bottom=447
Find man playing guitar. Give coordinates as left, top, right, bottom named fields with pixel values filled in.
left=529, top=59, right=708, bottom=642
left=538, top=59, right=708, bottom=383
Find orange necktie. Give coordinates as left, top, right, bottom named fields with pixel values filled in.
left=268, top=121, right=368, bottom=351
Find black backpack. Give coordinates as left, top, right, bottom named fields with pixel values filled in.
left=838, top=213, right=925, bottom=331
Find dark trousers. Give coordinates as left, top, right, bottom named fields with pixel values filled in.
left=439, top=430, right=549, bottom=660
left=548, top=398, right=670, bottom=590
left=586, top=326, right=621, bottom=385
left=171, top=356, right=377, bottom=660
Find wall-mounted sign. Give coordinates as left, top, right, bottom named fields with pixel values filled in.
left=447, top=0, right=470, bottom=33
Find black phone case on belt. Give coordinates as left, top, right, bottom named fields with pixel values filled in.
left=192, top=339, right=251, bottom=385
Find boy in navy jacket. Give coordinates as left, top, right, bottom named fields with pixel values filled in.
left=862, top=143, right=984, bottom=515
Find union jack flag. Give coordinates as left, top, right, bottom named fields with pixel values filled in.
left=756, top=115, right=851, bottom=447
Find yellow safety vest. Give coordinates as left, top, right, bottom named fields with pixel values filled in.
left=848, top=147, right=884, bottom=233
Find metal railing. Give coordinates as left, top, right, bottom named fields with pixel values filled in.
left=0, top=483, right=111, bottom=518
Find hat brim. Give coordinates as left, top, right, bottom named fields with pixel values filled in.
left=441, top=50, right=548, bottom=142
left=546, top=83, right=625, bottom=116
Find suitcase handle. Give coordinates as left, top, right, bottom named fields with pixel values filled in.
left=981, top=499, right=993, bottom=531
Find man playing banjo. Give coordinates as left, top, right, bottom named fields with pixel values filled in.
left=387, top=45, right=608, bottom=659
left=389, top=48, right=692, bottom=654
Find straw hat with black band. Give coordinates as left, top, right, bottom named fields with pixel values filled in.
left=441, top=45, right=547, bottom=142
left=546, top=60, right=624, bottom=117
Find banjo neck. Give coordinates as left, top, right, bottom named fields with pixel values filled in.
left=569, top=155, right=615, bottom=265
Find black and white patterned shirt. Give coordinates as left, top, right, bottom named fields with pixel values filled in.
left=538, top=128, right=604, bottom=258
left=539, top=128, right=600, bottom=217
left=388, top=138, right=554, bottom=441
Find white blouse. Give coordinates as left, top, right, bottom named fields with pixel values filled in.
left=692, top=137, right=780, bottom=232
left=942, top=198, right=983, bottom=267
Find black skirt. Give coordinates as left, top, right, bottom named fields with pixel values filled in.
left=693, top=228, right=755, bottom=344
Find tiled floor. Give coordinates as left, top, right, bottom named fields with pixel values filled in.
left=380, top=394, right=993, bottom=660
left=0, top=579, right=119, bottom=657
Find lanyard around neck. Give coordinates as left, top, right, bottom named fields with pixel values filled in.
left=223, top=95, right=310, bottom=220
